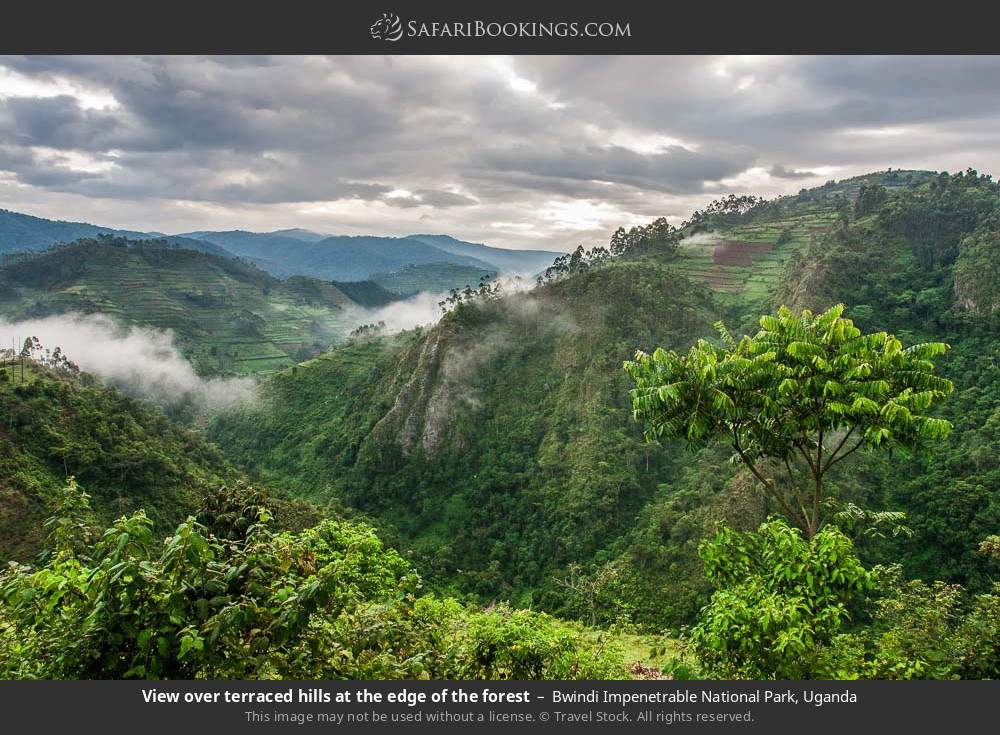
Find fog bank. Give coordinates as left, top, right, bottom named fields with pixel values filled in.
left=0, top=313, right=256, bottom=411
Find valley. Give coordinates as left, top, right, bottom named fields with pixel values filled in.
left=3, top=168, right=1000, bottom=680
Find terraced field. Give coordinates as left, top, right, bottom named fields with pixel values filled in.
left=669, top=172, right=938, bottom=306
left=675, top=199, right=840, bottom=307
left=0, top=240, right=374, bottom=375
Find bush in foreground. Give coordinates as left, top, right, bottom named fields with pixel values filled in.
left=0, top=480, right=623, bottom=680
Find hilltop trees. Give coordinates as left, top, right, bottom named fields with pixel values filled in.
left=879, top=168, right=999, bottom=269
left=538, top=218, right=682, bottom=284
left=625, top=304, right=954, bottom=537
left=437, top=274, right=505, bottom=313
left=685, top=194, right=769, bottom=230
left=608, top=217, right=681, bottom=257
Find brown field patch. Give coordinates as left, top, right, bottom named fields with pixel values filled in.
left=713, top=241, right=774, bottom=267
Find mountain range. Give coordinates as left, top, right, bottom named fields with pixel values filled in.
left=181, top=229, right=559, bottom=283
left=0, top=208, right=231, bottom=258
left=0, top=208, right=561, bottom=288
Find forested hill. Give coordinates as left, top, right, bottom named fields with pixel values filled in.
left=0, top=236, right=397, bottom=375
left=0, top=359, right=238, bottom=560
left=0, top=208, right=229, bottom=258
left=210, top=168, right=1000, bottom=628
left=0, top=348, right=630, bottom=681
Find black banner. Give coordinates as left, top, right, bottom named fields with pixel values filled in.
left=2, top=1, right=1000, bottom=54
left=0, top=680, right=996, bottom=733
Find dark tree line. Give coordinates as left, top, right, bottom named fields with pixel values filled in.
left=539, top=217, right=683, bottom=284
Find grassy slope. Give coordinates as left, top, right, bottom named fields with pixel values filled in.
left=0, top=239, right=370, bottom=375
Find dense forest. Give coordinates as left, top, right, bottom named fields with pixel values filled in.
left=3, top=169, right=1000, bottom=679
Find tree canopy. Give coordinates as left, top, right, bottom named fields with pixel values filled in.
left=625, top=304, right=954, bottom=536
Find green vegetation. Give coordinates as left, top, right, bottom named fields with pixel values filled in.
left=690, top=519, right=873, bottom=679
left=0, top=359, right=238, bottom=561
left=372, top=262, right=498, bottom=296
left=4, top=168, right=1000, bottom=680
left=209, top=170, right=1000, bottom=638
left=0, top=481, right=624, bottom=679
left=625, top=304, right=953, bottom=537
left=677, top=517, right=1000, bottom=679
left=0, top=236, right=388, bottom=375
left=209, top=256, right=717, bottom=614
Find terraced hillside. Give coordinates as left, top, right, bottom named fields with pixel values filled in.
left=673, top=171, right=937, bottom=311
left=675, top=201, right=836, bottom=303
left=0, top=237, right=395, bottom=375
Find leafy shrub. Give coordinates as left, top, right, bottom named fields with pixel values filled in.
left=689, top=519, right=873, bottom=679
left=828, top=566, right=1000, bottom=680
left=0, top=480, right=623, bottom=680
left=460, top=604, right=624, bottom=679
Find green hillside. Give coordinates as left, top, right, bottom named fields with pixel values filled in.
left=673, top=170, right=938, bottom=314
left=0, top=355, right=635, bottom=681
left=0, top=236, right=390, bottom=375
left=0, top=359, right=238, bottom=561
left=5, top=167, right=1000, bottom=681
left=209, top=252, right=719, bottom=609
left=372, top=262, right=497, bottom=296
left=210, top=168, right=1000, bottom=631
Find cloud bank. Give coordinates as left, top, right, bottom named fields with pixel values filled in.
left=0, top=313, right=256, bottom=411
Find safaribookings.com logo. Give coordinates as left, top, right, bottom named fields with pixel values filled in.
left=370, top=13, right=404, bottom=41
left=369, top=13, right=631, bottom=42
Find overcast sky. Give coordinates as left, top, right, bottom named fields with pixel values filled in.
left=1, top=55, right=999, bottom=252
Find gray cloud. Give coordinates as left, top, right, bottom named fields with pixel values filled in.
left=477, top=143, right=756, bottom=195
left=769, top=164, right=818, bottom=180
left=1, top=55, right=999, bottom=251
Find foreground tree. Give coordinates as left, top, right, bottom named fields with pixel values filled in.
left=624, top=304, right=954, bottom=536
